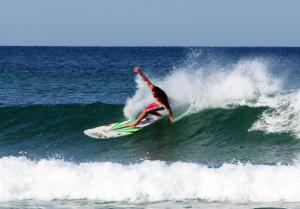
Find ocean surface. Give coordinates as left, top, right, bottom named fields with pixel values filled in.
left=1, top=46, right=300, bottom=209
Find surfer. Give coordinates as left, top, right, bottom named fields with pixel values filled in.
left=127, top=67, right=174, bottom=127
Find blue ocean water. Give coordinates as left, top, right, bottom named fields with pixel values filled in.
left=1, top=47, right=300, bottom=209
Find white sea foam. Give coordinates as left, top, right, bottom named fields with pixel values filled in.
left=250, top=90, right=300, bottom=138
left=1, top=157, right=300, bottom=203
left=123, top=59, right=280, bottom=119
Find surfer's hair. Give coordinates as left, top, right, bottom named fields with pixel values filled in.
left=152, top=86, right=171, bottom=109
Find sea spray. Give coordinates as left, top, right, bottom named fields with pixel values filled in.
left=123, top=59, right=281, bottom=119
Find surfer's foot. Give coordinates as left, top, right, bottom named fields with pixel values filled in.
left=126, top=123, right=136, bottom=128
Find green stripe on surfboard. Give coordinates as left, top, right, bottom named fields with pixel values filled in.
left=111, top=128, right=140, bottom=133
left=109, top=119, right=135, bottom=131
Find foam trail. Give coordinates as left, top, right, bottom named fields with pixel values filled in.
left=124, top=59, right=281, bottom=119
left=250, top=90, right=300, bottom=138
left=1, top=157, right=300, bottom=203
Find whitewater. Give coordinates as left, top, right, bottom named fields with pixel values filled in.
left=1, top=157, right=300, bottom=203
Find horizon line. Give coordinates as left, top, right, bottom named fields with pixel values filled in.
left=0, top=45, right=300, bottom=48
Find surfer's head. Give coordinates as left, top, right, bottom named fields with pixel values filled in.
left=151, top=86, right=163, bottom=98
left=151, top=86, right=171, bottom=109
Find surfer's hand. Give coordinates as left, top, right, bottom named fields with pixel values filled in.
left=169, top=116, right=174, bottom=123
left=134, top=67, right=141, bottom=74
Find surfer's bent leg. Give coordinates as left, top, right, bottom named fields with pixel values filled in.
left=128, top=108, right=148, bottom=127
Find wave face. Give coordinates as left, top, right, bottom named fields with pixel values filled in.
left=1, top=47, right=300, bottom=206
left=1, top=99, right=300, bottom=165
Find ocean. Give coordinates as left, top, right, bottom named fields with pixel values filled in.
left=1, top=46, right=300, bottom=209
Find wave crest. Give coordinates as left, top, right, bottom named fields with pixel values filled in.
left=250, top=90, right=300, bottom=138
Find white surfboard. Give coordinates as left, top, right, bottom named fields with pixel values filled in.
left=84, top=116, right=159, bottom=139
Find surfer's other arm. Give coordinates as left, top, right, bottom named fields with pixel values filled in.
left=134, top=67, right=155, bottom=89
left=165, top=103, right=174, bottom=123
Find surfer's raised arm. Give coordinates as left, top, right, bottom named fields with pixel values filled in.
left=134, top=67, right=155, bottom=90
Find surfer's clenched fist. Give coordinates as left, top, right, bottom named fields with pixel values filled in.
left=134, top=66, right=141, bottom=73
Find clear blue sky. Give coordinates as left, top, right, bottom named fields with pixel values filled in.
left=0, top=0, right=299, bottom=46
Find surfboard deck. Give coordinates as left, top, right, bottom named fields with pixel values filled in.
left=84, top=116, right=159, bottom=139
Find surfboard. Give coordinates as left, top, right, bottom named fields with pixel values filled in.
left=84, top=116, right=159, bottom=139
